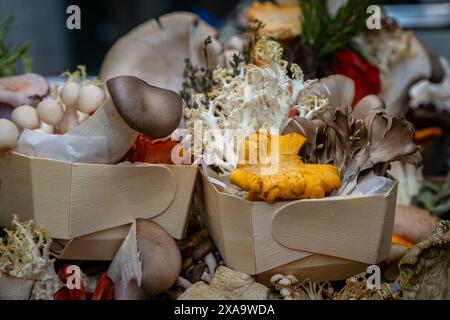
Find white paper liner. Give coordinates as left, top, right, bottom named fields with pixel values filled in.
left=15, top=129, right=110, bottom=164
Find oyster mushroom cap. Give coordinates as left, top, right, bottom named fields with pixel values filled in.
left=309, top=75, right=355, bottom=107
left=353, top=94, right=385, bottom=120
left=107, top=76, right=182, bottom=138
left=0, top=73, right=49, bottom=107
left=380, top=36, right=432, bottom=117
left=99, top=12, right=224, bottom=93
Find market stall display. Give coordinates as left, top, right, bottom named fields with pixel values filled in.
left=0, top=1, right=449, bottom=301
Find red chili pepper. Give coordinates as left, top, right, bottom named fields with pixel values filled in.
left=53, top=286, right=87, bottom=300
left=91, top=273, right=115, bottom=300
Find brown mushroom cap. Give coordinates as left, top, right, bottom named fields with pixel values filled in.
left=136, top=219, right=182, bottom=296
left=0, top=73, right=49, bottom=107
left=107, top=76, right=182, bottom=138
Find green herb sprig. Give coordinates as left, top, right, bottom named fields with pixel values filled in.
left=0, top=16, right=32, bottom=77
left=181, top=36, right=215, bottom=108
left=300, top=0, right=382, bottom=59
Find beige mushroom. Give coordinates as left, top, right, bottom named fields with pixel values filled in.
left=0, top=73, right=49, bottom=107
left=36, top=99, right=65, bottom=127
left=67, top=75, right=183, bottom=163
left=0, top=119, right=19, bottom=151
left=11, top=105, right=40, bottom=131
left=380, top=37, right=432, bottom=117
left=309, top=75, right=355, bottom=107
left=99, top=12, right=224, bottom=93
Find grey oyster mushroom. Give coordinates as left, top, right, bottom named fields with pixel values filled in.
left=99, top=12, right=224, bottom=93
left=399, top=220, right=450, bottom=300
left=283, top=76, right=421, bottom=195
left=0, top=73, right=49, bottom=107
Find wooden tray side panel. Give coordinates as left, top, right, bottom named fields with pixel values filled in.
left=69, top=164, right=176, bottom=238
left=376, top=185, right=398, bottom=262
left=201, top=174, right=256, bottom=274
left=0, top=152, right=71, bottom=239
left=30, top=157, right=72, bottom=239
left=0, top=152, right=35, bottom=227
left=251, top=203, right=312, bottom=274
left=271, top=191, right=395, bottom=264
left=152, top=165, right=198, bottom=239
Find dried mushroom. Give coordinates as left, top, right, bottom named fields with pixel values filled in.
left=399, top=220, right=450, bottom=300
left=333, top=273, right=395, bottom=300
left=178, top=266, right=269, bottom=300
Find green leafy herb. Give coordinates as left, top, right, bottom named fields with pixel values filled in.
left=0, top=15, right=32, bottom=77
left=300, top=0, right=382, bottom=59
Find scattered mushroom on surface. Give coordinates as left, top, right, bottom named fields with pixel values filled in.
left=136, top=219, right=182, bottom=296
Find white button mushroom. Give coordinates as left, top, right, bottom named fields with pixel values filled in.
left=60, top=81, right=81, bottom=108
left=0, top=119, right=19, bottom=151
left=36, top=99, right=64, bottom=126
left=77, top=84, right=106, bottom=114
left=11, top=105, right=40, bottom=130
left=36, top=121, right=54, bottom=134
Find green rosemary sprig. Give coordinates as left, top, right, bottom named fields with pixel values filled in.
left=300, top=0, right=382, bottom=59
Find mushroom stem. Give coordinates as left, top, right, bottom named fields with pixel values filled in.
left=200, top=271, right=212, bottom=284
left=204, top=253, right=218, bottom=276
left=57, top=104, right=79, bottom=133
left=176, top=277, right=193, bottom=290
left=67, top=98, right=138, bottom=163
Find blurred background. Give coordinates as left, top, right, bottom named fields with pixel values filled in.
left=0, top=0, right=449, bottom=75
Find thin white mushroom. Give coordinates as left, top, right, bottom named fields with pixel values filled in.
left=36, top=99, right=64, bottom=127
left=176, top=277, right=193, bottom=290
left=11, top=105, right=40, bottom=132
left=204, top=252, right=218, bottom=276
left=0, top=119, right=19, bottom=151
